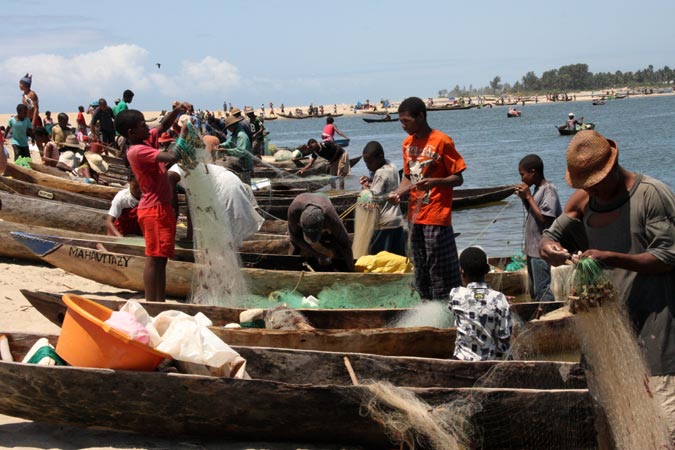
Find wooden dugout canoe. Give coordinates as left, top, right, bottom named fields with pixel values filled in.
left=251, top=155, right=361, bottom=179
left=362, top=116, right=399, bottom=123
left=27, top=161, right=71, bottom=178
left=0, top=332, right=596, bottom=449
left=256, top=184, right=518, bottom=220
left=0, top=191, right=108, bottom=235
left=4, top=162, right=122, bottom=200
left=557, top=123, right=596, bottom=135
left=22, top=290, right=566, bottom=333
left=12, top=233, right=410, bottom=298
left=13, top=232, right=527, bottom=297
left=15, top=233, right=298, bottom=269
left=0, top=221, right=289, bottom=263
left=0, top=191, right=290, bottom=251
left=0, top=176, right=111, bottom=210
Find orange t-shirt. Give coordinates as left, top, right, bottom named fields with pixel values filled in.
left=402, top=129, right=467, bottom=226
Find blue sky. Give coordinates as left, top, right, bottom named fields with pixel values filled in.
left=1, top=0, right=673, bottom=113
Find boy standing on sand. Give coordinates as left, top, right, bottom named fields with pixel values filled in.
left=449, top=246, right=513, bottom=361
left=388, top=96, right=466, bottom=301
left=115, top=109, right=181, bottom=302
left=515, top=154, right=561, bottom=302
left=7, top=104, right=34, bottom=160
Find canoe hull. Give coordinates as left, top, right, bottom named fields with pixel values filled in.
left=557, top=123, right=596, bottom=135
left=0, top=191, right=108, bottom=235
left=0, top=332, right=596, bottom=449
left=23, top=289, right=564, bottom=332
left=0, top=175, right=111, bottom=210
left=4, top=163, right=121, bottom=200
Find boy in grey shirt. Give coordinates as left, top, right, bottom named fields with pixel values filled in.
left=359, top=141, right=407, bottom=256
left=515, top=154, right=561, bottom=301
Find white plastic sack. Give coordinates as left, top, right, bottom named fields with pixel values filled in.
left=120, top=301, right=249, bottom=379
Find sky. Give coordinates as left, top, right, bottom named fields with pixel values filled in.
left=1, top=0, right=674, bottom=113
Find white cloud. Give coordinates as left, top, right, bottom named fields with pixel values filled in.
left=0, top=45, right=241, bottom=112
left=181, top=56, right=240, bottom=93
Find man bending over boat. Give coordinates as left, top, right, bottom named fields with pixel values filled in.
left=297, top=139, right=350, bottom=189
left=288, top=193, right=354, bottom=272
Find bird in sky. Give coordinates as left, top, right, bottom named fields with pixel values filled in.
left=156, top=63, right=161, bottom=69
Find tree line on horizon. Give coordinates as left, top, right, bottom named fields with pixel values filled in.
left=439, top=63, right=675, bottom=97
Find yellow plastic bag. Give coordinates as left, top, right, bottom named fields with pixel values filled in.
left=355, top=251, right=413, bottom=274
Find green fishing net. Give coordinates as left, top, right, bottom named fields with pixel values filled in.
left=504, top=252, right=526, bottom=272
left=175, top=121, right=202, bottom=170
left=237, top=280, right=422, bottom=309
left=15, top=156, right=32, bottom=168
left=569, top=257, right=617, bottom=313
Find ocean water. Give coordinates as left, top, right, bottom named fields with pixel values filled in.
left=265, top=95, right=675, bottom=257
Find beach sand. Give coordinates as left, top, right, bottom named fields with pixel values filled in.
left=2, top=89, right=672, bottom=128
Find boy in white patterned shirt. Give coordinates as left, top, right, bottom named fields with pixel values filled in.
left=449, top=247, right=513, bottom=361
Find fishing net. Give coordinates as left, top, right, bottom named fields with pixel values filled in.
left=351, top=189, right=379, bottom=259
left=503, top=251, right=526, bottom=272
left=566, top=257, right=673, bottom=449
left=360, top=381, right=479, bottom=450
left=236, top=279, right=422, bottom=310
left=387, top=300, right=454, bottom=329
left=178, top=122, right=249, bottom=306
left=273, top=149, right=293, bottom=161
left=14, top=156, right=32, bottom=168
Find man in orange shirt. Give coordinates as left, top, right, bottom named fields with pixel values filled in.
left=389, top=97, right=467, bottom=300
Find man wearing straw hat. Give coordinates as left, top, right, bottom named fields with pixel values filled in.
left=540, top=129, right=675, bottom=437
left=218, top=114, right=253, bottom=185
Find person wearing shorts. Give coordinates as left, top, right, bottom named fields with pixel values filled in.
left=115, top=109, right=181, bottom=302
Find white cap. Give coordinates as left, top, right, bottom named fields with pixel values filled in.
left=569, top=113, right=574, bottom=117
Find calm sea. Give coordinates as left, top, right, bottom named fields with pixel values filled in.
left=265, top=95, right=675, bottom=256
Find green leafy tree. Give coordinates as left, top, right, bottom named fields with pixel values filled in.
left=489, top=76, right=502, bottom=93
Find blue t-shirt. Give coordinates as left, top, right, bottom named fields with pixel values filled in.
left=9, top=116, right=32, bottom=147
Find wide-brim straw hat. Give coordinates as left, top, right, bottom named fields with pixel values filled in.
left=84, top=152, right=109, bottom=174
left=244, top=106, right=255, bottom=116
left=565, top=130, right=618, bottom=189
left=59, top=135, right=86, bottom=151
left=230, top=107, right=242, bottom=116
left=224, top=115, right=243, bottom=128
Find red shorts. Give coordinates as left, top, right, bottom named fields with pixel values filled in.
left=137, top=204, right=176, bottom=258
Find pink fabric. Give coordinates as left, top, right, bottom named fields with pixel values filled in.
left=126, top=144, right=172, bottom=209
left=322, top=124, right=335, bottom=142
left=105, top=311, right=150, bottom=344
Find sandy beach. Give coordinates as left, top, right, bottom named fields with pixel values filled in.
left=2, top=89, right=673, bottom=129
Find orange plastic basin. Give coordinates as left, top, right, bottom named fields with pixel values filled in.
left=56, top=294, right=170, bottom=371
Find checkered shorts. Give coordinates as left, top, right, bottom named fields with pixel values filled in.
left=410, top=224, right=461, bottom=300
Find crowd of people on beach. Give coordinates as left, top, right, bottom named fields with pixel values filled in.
left=3, top=74, right=675, bottom=437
